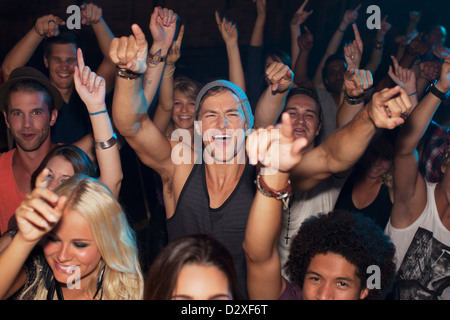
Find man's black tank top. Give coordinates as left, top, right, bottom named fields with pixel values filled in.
left=167, top=162, right=256, bottom=298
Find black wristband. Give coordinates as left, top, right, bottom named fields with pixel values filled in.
left=429, top=82, right=450, bottom=100
left=344, top=91, right=366, bottom=105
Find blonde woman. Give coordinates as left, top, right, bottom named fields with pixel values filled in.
left=0, top=171, right=143, bottom=300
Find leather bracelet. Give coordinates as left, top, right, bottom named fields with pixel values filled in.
left=93, top=133, right=117, bottom=150
left=255, top=172, right=292, bottom=210
left=344, top=91, right=366, bottom=105
left=428, top=82, right=450, bottom=100
left=255, top=172, right=292, bottom=199
left=116, top=66, right=140, bottom=80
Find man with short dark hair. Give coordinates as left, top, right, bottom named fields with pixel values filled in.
left=0, top=67, right=62, bottom=234
left=2, top=3, right=115, bottom=144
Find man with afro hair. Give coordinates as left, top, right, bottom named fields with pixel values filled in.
left=245, top=207, right=396, bottom=300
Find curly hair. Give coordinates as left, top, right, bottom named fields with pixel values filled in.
left=284, top=210, right=396, bottom=300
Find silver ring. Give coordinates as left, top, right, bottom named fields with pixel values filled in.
left=48, top=19, right=55, bottom=24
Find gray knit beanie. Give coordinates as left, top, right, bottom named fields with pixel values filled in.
left=195, top=80, right=254, bottom=130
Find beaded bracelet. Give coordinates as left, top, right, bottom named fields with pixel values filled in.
left=255, top=172, right=292, bottom=210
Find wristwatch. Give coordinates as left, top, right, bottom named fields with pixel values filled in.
left=429, top=82, right=450, bottom=100
left=147, top=51, right=167, bottom=64
left=344, top=91, right=366, bottom=105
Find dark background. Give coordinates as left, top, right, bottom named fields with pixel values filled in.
left=1, top=0, right=450, bottom=83
left=1, top=0, right=450, bottom=151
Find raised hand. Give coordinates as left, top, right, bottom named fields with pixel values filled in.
left=265, top=62, right=293, bottom=92
left=34, top=14, right=65, bottom=37
left=149, top=6, right=178, bottom=53
left=344, top=68, right=373, bottom=97
left=436, top=56, right=450, bottom=93
left=342, top=4, right=361, bottom=26
left=246, top=113, right=308, bottom=175
left=297, top=26, right=314, bottom=52
left=15, top=169, right=66, bottom=243
left=367, top=86, right=413, bottom=129
left=290, top=0, right=313, bottom=27
left=166, top=24, right=185, bottom=65
left=344, top=23, right=363, bottom=69
left=418, top=60, right=441, bottom=82
left=378, top=15, right=391, bottom=37
left=81, top=3, right=103, bottom=25
left=74, top=48, right=106, bottom=110
left=215, top=10, right=238, bottom=45
left=408, top=33, right=427, bottom=56
left=388, top=55, right=416, bottom=95
left=254, top=0, right=267, bottom=19
left=109, top=24, right=148, bottom=74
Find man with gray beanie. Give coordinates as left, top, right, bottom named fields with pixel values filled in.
left=110, top=8, right=413, bottom=299
left=110, top=9, right=293, bottom=298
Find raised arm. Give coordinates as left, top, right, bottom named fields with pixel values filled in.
left=110, top=9, right=177, bottom=174
left=2, top=14, right=65, bottom=80
left=292, top=85, right=413, bottom=191
left=142, top=8, right=178, bottom=107
left=249, top=0, right=266, bottom=47
left=293, top=26, right=314, bottom=88
left=390, top=57, right=450, bottom=228
left=73, top=48, right=122, bottom=198
left=80, top=3, right=116, bottom=93
left=289, top=0, right=313, bottom=69
left=364, top=15, right=391, bottom=74
left=152, top=24, right=184, bottom=135
left=253, top=62, right=294, bottom=128
left=244, top=113, right=307, bottom=300
left=312, top=4, right=361, bottom=87
left=0, top=170, right=66, bottom=300
left=336, top=68, right=373, bottom=128
left=343, top=23, right=363, bottom=71
left=215, top=10, right=246, bottom=92
left=388, top=55, right=419, bottom=109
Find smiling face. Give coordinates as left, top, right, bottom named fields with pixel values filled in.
left=284, top=93, right=321, bottom=150
left=44, top=43, right=77, bottom=92
left=302, top=253, right=369, bottom=300
left=196, top=90, right=247, bottom=164
left=4, top=91, right=57, bottom=152
left=43, top=208, right=102, bottom=295
left=172, top=89, right=195, bottom=130
left=172, top=263, right=232, bottom=300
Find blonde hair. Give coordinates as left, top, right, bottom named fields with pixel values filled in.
left=19, top=175, right=143, bottom=300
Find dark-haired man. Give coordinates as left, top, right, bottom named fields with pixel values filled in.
left=2, top=3, right=115, bottom=144
left=0, top=67, right=63, bottom=234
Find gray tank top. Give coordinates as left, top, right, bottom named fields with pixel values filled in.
left=167, top=162, right=256, bottom=297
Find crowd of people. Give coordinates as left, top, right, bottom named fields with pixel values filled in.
left=0, top=1, right=449, bottom=300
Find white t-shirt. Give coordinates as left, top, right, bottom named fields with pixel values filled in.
left=279, top=174, right=348, bottom=278
left=385, top=182, right=450, bottom=300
